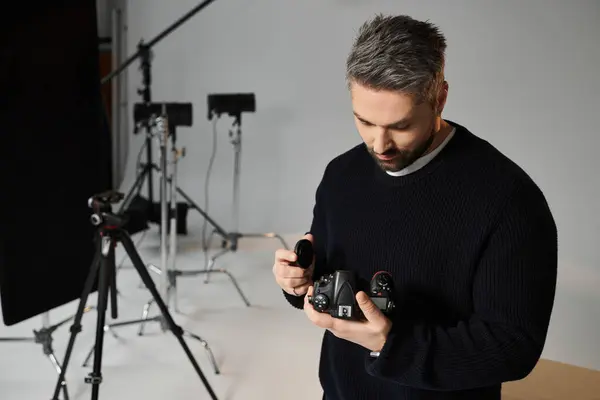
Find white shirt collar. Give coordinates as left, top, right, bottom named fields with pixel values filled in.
left=386, top=127, right=456, bottom=177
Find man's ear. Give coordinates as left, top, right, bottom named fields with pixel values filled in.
left=436, top=80, right=449, bottom=116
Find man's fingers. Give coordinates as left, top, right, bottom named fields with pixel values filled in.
left=304, top=287, right=335, bottom=330
left=274, top=235, right=317, bottom=297
left=290, top=281, right=311, bottom=296
left=356, top=291, right=384, bottom=323
left=282, top=276, right=310, bottom=286
left=276, top=249, right=297, bottom=263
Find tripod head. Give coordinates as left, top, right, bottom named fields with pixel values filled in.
left=88, top=191, right=128, bottom=229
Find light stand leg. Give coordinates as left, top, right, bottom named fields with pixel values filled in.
left=168, top=129, right=180, bottom=312
left=137, top=299, right=155, bottom=336
left=179, top=263, right=250, bottom=307
left=202, top=229, right=218, bottom=283
left=133, top=267, right=221, bottom=375
left=231, top=123, right=241, bottom=236
left=158, top=114, right=169, bottom=329
left=0, top=311, right=84, bottom=400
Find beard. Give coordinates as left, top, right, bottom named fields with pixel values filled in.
left=368, top=132, right=435, bottom=173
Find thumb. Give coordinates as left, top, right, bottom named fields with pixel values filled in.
left=356, top=291, right=383, bottom=322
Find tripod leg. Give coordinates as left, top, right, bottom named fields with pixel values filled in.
left=109, top=249, right=118, bottom=319
left=87, top=236, right=114, bottom=400
left=82, top=344, right=95, bottom=368
left=51, top=249, right=102, bottom=400
left=120, top=231, right=219, bottom=400
left=47, top=353, right=70, bottom=400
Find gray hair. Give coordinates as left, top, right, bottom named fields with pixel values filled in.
left=346, top=14, right=447, bottom=109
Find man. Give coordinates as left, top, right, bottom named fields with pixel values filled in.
left=273, top=14, right=557, bottom=400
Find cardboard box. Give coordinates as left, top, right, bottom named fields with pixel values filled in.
left=502, top=359, right=600, bottom=400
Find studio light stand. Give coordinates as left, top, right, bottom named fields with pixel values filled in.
left=135, top=112, right=250, bottom=354
left=108, top=0, right=219, bottom=219
left=121, top=101, right=252, bottom=314
left=79, top=112, right=220, bottom=376
left=108, top=0, right=252, bottom=306
left=0, top=309, right=92, bottom=400
left=50, top=191, right=219, bottom=400
left=201, top=94, right=289, bottom=283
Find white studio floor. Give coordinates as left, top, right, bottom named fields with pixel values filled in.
left=0, top=228, right=324, bottom=400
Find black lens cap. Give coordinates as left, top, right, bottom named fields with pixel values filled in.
left=294, top=239, right=314, bottom=269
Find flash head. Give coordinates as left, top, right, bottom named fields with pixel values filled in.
left=133, top=102, right=193, bottom=132
left=207, top=93, right=255, bottom=120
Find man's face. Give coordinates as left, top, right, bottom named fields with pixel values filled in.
left=350, top=82, right=442, bottom=173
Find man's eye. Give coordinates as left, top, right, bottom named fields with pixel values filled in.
left=359, top=120, right=373, bottom=126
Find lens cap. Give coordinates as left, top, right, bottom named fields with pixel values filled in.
left=294, top=239, right=314, bottom=269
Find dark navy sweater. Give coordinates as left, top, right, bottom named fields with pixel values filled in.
left=284, top=121, right=558, bottom=399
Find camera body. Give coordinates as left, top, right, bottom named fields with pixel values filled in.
left=308, top=270, right=395, bottom=321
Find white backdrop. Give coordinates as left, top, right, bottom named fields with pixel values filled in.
left=116, top=0, right=600, bottom=370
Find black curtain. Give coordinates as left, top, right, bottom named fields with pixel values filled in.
left=0, top=0, right=112, bottom=325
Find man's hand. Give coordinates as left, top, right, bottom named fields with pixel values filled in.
left=273, top=233, right=315, bottom=296
left=304, top=286, right=392, bottom=352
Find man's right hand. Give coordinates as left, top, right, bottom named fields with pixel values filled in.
left=273, top=233, right=315, bottom=296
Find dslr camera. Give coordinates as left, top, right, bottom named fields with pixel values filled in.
left=308, top=270, right=395, bottom=320
left=293, top=239, right=395, bottom=321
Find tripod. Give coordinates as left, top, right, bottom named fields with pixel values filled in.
left=80, top=115, right=220, bottom=375
left=50, top=191, right=218, bottom=400
left=202, top=114, right=289, bottom=284
left=0, top=309, right=92, bottom=400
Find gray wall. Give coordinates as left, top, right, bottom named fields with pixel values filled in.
left=120, top=0, right=600, bottom=369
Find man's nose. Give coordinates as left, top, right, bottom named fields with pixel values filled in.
left=372, top=128, right=392, bottom=154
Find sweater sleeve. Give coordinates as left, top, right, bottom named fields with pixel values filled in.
left=366, top=183, right=558, bottom=391
left=283, top=166, right=330, bottom=310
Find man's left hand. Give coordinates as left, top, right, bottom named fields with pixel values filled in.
left=304, top=286, right=392, bottom=352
